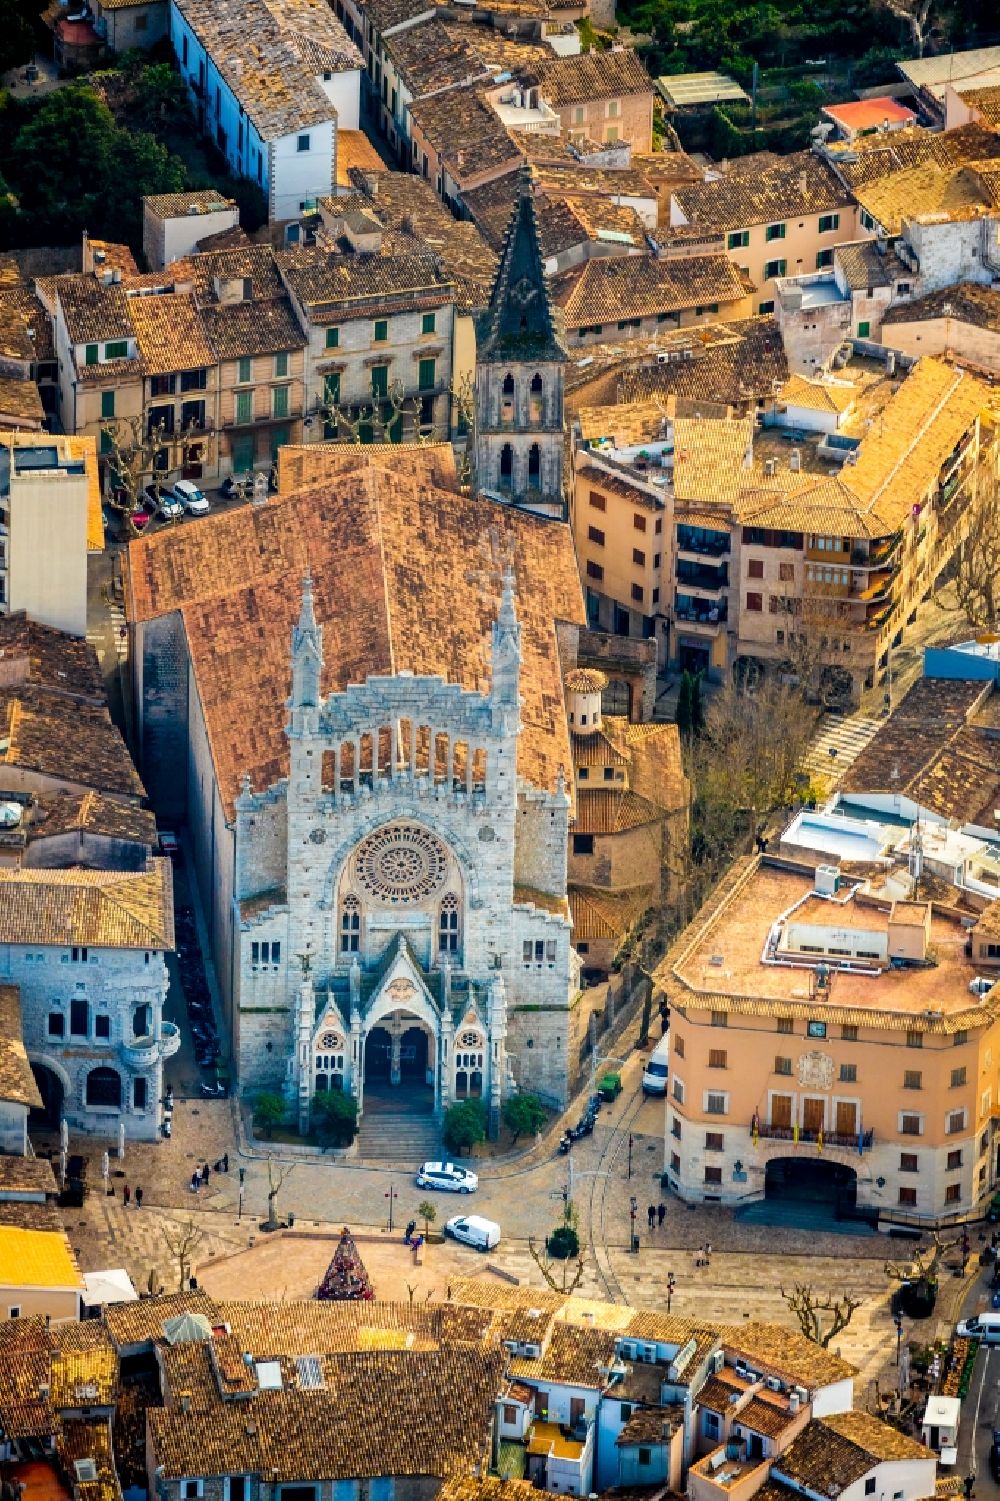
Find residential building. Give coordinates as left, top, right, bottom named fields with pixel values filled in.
left=0, top=1223, right=84, bottom=1322
left=897, top=45, right=1000, bottom=125
left=0, top=988, right=43, bottom=1155
left=820, top=98, right=917, bottom=143
left=92, top=0, right=168, bottom=52
left=409, top=84, right=522, bottom=214
left=551, top=251, right=754, bottom=347
left=774, top=239, right=914, bottom=375
left=474, top=175, right=567, bottom=513
left=0, top=263, right=58, bottom=423
left=669, top=152, right=859, bottom=315
left=0, top=380, right=44, bottom=431
left=142, top=190, right=240, bottom=273
left=537, top=48, right=654, bottom=151
left=565, top=668, right=688, bottom=972
left=0, top=434, right=103, bottom=638
left=880, top=282, right=1000, bottom=371
left=168, top=0, right=363, bottom=223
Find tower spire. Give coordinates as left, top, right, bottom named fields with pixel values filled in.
left=290, top=573, right=324, bottom=708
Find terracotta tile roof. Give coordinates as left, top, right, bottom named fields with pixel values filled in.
left=144, top=190, right=239, bottom=219
left=388, top=20, right=491, bottom=95
left=778, top=375, right=857, bottom=414
left=537, top=48, right=652, bottom=107
left=0, top=613, right=107, bottom=700
left=50, top=1334, right=118, bottom=1410
left=0, top=1317, right=59, bottom=1436
left=0, top=377, right=44, bottom=424
left=882, top=280, right=1000, bottom=331
left=738, top=1396, right=800, bottom=1439
left=722, top=1323, right=855, bottom=1389
left=172, top=0, right=362, bottom=140
left=0, top=284, right=54, bottom=364
left=696, top=1372, right=750, bottom=1412
left=509, top=1321, right=616, bottom=1386
left=823, top=98, right=917, bottom=132
left=196, top=225, right=251, bottom=255
left=105, top=1291, right=219, bottom=1351
left=126, top=453, right=584, bottom=814
left=821, top=1410, right=933, bottom=1462
left=566, top=317, right=787, bottom=409
left=409, top=85, right=521, bottom=185
left=364, top=0, right=442, bottom=36
left=834, top=239, right=909, bottom=292
left=279, top=247, right=455, bottom=316
left=569, top=884, right=654, bottom=941
left=975, top=902, right=1000, bottom=938
left=75, top=356, right=143, bottom=387
left=0, top=986, right=42, bottom=1109
left=0, top=689, right=145, bottom=799
left=87, top=241, right=138, bottom=277
left=0, top=1155, right=57, bottom=1195
left=150, top=1341, right=503, bottom=1480
left=957, top=83, right=1000, bottom=125
left=550, top=254, right=751, bottom=328
left=0, top=1199, right=64, bottom=1229
left=0, top=1225, right=82, bottom=1292
left=574, top=787, right=664, bottom=833
left=52, top=278, right=133, bottom=344
left=58, top=1421, right=121, bottom=1501
left=672, top=152, right=848, bottom=234
left=775, top=1416, right=924, bottom=1494
left=277, top=441, right=457, bottom=493
left=438, top=1478, right=559, bottom=1501
left=29, top=791, right=157, bottom=847
left=826, top=121, right=1000, bottom=190
left=0, top=863, right=174, bottom=950
left=854, top=159, right=1000, bottom=234
left=513, top=884, right=570, bottom=918
left=188, top=245, right=288, bottom=303
left=200, top=296, right=305, bottom=360
left=616, top=1404, right=685, bottom=1445
left=128, top=293, right=214, bottom=376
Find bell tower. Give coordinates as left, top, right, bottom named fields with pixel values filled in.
left=474, top=169, right=567, bottom=517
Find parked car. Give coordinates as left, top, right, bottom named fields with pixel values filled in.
left=642, top=1034, right=671, bottom=1095
left=130, top=503, right=153, bottom=530
left=156, top=489, right=184, bottom=519
left=598, top=1071, right=622, bottom=1102
left=444, top=1214, right=500, bottom=1251
left=416, top=1161, right=478, bottom=1194
left=970, top=976, right=996, bottom=998
left=957, top=1314, right=1000, bottom=1342
left=172, top=480, right=210, bottom=515
left=991, top=1435, right=1000, bottom=1483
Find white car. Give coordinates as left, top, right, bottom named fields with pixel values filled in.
left=445, top=1214, right=500, bottom=1251
left=970, top=976, right=996, bottom=998
left=172, top=480, right=210, bottom=515
left=416, top=1161, right=478, bottom=1193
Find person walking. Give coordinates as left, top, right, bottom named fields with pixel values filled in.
left=647, top=1203, right=656, bottom=1231
left=657, top=1202, right=666, bottom=1228
left=123, top=1183, right=131, bottom=1207
left=202, top=1162, right=211, bottom=1186
left=191, top=1169, right=200, bottom=1194
left=135, top=1186, right=143, bottom=1208
left=705, top=1241, right=713, bottom=1266
left=222, top=1153, right=229, bottom=1173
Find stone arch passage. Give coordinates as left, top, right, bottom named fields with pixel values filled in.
left=29, top=1062, right=63, bottom=1129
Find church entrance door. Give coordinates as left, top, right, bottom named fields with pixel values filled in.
left=365, top=1026, right=393, bottom=1082
left=363, top=1013, right=435, bottom=1116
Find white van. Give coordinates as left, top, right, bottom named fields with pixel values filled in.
left=957, top=1313, right=1000, bottom=1343
left=642, top=1035, right=670, bottom=1095
left=445, top=1214, right=501, bottom=1251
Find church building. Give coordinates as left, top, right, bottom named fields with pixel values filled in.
left=126, top=446, right=588, bottom=1132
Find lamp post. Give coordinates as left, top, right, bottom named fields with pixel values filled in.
left=385, top=1182, right=398, bottom=1233
left=238, top=1166, right=245, bottom=1223
left=627, top=1133, right=633, bottom=1181
left=667, top=1272, right=676, bottom=1313
left=629, top=1195, right=638, bottom=1253
left=894, top=1311, right=903, bottom=1366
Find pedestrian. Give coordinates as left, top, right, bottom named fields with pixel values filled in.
left=705, top=1241, right=713, bottom=1265
left=696, top=1244, right=705, bottom=1267
left=191, top=1169, right=200, bottom=1194
left=657, top=1202, right=666, bottom=1228
left=202, top=1162, right=211, bottom=1186
left=135, top=1186, right=143, bottom=1208
left=647, top=1203, right=656, bottom=1230
left=123, top=1183, right=131, bottom=1207
left=222, top=1153, right=229, bottom=1173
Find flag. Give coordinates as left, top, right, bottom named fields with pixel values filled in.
left=792, top=1120, right=799, bottom=1144
left=858, top=1127, right=863, bottom=1157
left=817, top=1128, right=824, bottom=1154
left=752, top=1116, right=759, bottom=1148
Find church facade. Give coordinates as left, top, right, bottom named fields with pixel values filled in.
left=233, top=572, right=577, bottom=1132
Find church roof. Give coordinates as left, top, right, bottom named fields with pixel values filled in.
left=478, top=171, right=566, bottom=364
left=125, top=450, right=585, bottom=819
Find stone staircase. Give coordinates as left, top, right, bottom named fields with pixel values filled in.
left=357, top=1111, right=443, bottom=1163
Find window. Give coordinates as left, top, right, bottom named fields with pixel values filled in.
left=842, top=1024, right=858, bottom=1042
left=899, top=1153, right=918, bottom=1172
left=947, top=1109, right=966, bottom=1135
left=235, top=389, right=253, bottom=424
left=181, top=1484, right=204, bottom=1501
left=297, top=134, right=310, bottom=152
left=371, top=365, right=388, bottom=399
left=633, top=513, right=647, bottom=532
left=274, top=351, right=288, bottom=378
left=573, top=834, right=594, bottom=855
left=590, top=491, right=606, bottom=512
left=807, top=1021, right=827, bottom=1039
left=325, top=327, right=340, bottom=349
left=816, top=250, right=834, bottom=269
left=857, top=321, right=870, bottom=338
left=672, top=1077, right=684, bottom=1104
left=818, top=213, right=840, bottom=233
left=903, top=1070, right=922, bottom=1090
left=70, top=999, right=89, bottom=1037
left=94, top=1014, right=110, bottom=1040
left=704, top=1167, right=722, bottom=1185
left=588, top=526, right=605, bottom=546
left=951, top=1067, right=967, bottom=1087
left=708, top=1049, right=727, bottom=1069
left=7, top=1308, right=19, bottom=1320
left=631, top=583, right=643, bottom=603
left=748, top=558, right=764, bottom=578
left=775, top=1056, right=792, bottom=1075
left=898, top=1187, right=917, bottom=1207
left=765, top=222, right=786, bottom=242
left=727, top=230, right=749, bottom=249
left=839, top=1063, right=857, bottom=1083
left=180, top=368, right=207, bottom=391
left=906, top=1031, right=923, bottom=1048
left=673, top=1035, right=684, bottom=1059
left=711, top=1012, right=727, bottom=1028
left=272, top=385, right=289, bottom=419
left=133, top=1077, right=147, bottom=1110
left=86, top=1067, right=121, bottom=1109
left=101, top=390, right=115, bottom=420
left=670, top=1152, right=681, bottom=1174
left=777, top=1018, right=793, bottom=1035
left=422, top=312, right=436, bottom=335
left=947, top=1149, right=963, bottom=1170
left=48, top=1012, right=64, bottom=1038
left=746, top=592, right=763, bottom=612
left=418, top=358, right=436, bottom=391
left=85, top=344, right=98, bottom=366
left=955, top=1030, right=968, bottom=1046
left=229, top=1481, right=247, bottom=1501
left=763, top=259, right=787, bottom=280
left=374, top=320, right=388, bottom=343
left=670, top=1117, right=682, bottom=1141
left=632, top=547, right=646, bottom=566
left=900, top=1114, right=922, bottom=1136
left=706, top=1093, right=727, bottom=1116
left=324, top=372, right=340, bottom=408
left=439, top=894, right=459, bottom=954
left=237, top=356, right=253, bottom=384
left=105, top=340, right=128, bottom=359
left=945, top=1183, right=961, bottom=1205
left=758, top=300, right=775, bottom=315
left=586, top=560, right=604, bottom=581
left=340, top=896, right=360, bottom=953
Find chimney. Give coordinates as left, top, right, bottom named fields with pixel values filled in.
left=799, top=169, right=808, bottom=195
left=179, top=1393, right=191, bottom=1415
left=790, top=448, right=801, bottom=472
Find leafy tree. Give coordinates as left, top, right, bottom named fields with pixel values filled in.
left=547, top=1224, right=580, bottom=1259
left=253, top=1092, right=286, bottom=1140
left=675, top=672, right=693, bottom=736
left=311, top=1089, right=358, bottom=1147
left=690, top=673, right=704, bottom=735
left=416, top=1199, right=437, bottom=1236
left=502, top=1092, right=547, bottom=1143
left=443, top=1100, right=487, bottom=1153
left=0, top=0, right=39, bottom=78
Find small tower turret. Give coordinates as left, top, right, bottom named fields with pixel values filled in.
left=565, top=668, right=607, bottom=736
left=290, top=574, right=324, bottom=710
left=491, top=565, right=521, bottom=733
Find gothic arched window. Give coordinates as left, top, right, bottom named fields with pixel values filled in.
left=502, top=372, right=515, bottom=394
left=501, top=372, right=515, bottom=425
left=439, top=894, right=459, bottom=954
left=528, top=442, right=541, bottom=485
left=529, top=372, right=543, bottom=423
left=499, top=443, right=513, bottom=489
left=340, top=895, right=361, bottom=953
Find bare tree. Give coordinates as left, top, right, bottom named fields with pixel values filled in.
left=264, top=1155, right=295, bottom=1232
left=883, top=0, right=935, bottom=56
left=527, top=1236, right=586, bottom=1295
left=100, top=414, right=205, bottom=536
left=956, top=469, right=1000, bottom=633
left=781, top=1283, right=862, bottom=1347
left=161, top=1217, right=206, bottom=1292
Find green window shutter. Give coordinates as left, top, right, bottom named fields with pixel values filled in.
left=237, top=356, right=252, bottom=383
left=105, top=340, right=128, bottom=359
left=421, top=312, right=435, bottom=335
left=236, top=389, right=253, bottom=424
left=85, top=344, right=98, bottom=367
left=274, top=351, right=288, bottom=378
left=99, top=428, right=112, bottom=454
left=325, top=327, right=339, bottom=349
left=373, top=320, right=388, bottom=343
left=100, top=390, right=115, bottom=419
left=857, top=321, right=870, bottom=338
left=371, top=365, right=388, bottom=399
left=324, top=372, right=341, bottom=406
left=418, top=358, right=435, bottom=392
left=272, top=384, right=289, bottom=419
left=232, top=434, right=254, bottom=473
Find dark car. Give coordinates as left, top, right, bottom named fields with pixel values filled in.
left=987, top=1192, right=1000, bottom=1224
left=990, top=1439, right=1000, bottom=1484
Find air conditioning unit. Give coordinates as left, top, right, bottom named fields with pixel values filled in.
left=734, top=1362, right=749, bottom=1379
left=766, top=1377, right=783, bottom=1393
left=711, top=1350, right=725, bottom=1374
left=815, top=864, right=841, bottom=895
left=794, top=1387, right=808, bottom=1404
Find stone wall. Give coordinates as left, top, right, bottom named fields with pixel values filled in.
left=135, top=613, right=190, bottom=821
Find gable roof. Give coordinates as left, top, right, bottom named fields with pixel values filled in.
left=672, top=151, right=848, bottom=234
left=550, top=253, right=750, bottom=328
left=0, top=863, right=174, bottom=950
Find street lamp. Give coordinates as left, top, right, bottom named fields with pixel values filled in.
left=629, top=1196, right=638, bottom=1253
left=667, top=1272, right=676, bottom=1313
left=627, top=1133, right=634, bottom=1181
left=894, top=1312, right=903, bottom=1366
left=385, top=1182, right=398, bottom=1233
left=238, top=1166, right=245, bottom=1223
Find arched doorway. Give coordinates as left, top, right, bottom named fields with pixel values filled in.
left=29, top=1063, right=63, bottom=1129
left=363, top=1013, right=435, bottom=1115
left=764, top=1156, right=858, bottom=1220
left=85, top=1066, right=122, bottom=1110
left=364, top=1026, right=392, bottom=1083
left=399, top=1025, right=428, bottom=1082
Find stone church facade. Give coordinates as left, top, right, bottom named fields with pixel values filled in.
left=232, top=573, right=577, bottom=1132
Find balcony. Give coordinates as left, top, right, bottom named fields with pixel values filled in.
left=676, top=530, right=731, bottom=558
left=675, top=594, right=727, bottom=628
left=851, top=533, right=901, bottom=569
left=160, top=1022, right=181, bottom=1059
left=676, top=561, right=729, bottom=591
left=121, top=1036, right=159, bottom=1069
left=755, top=1121, right=874, bottom=1152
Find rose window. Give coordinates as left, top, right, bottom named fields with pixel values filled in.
left=355, top=824, right=449, bottom=904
